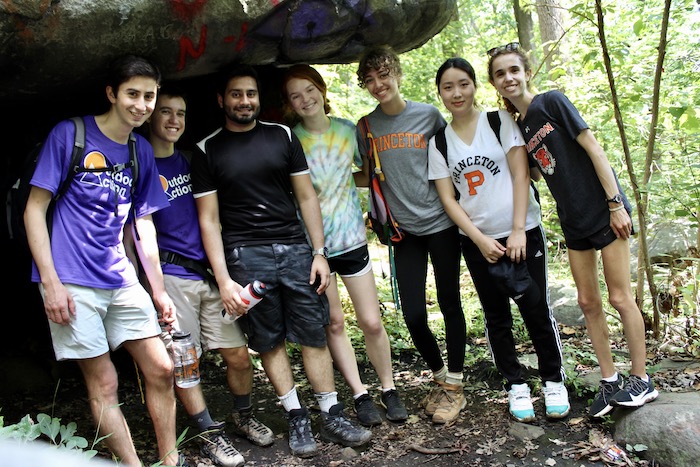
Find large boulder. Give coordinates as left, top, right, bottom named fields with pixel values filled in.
left=0, top=0, right=456, bottom=102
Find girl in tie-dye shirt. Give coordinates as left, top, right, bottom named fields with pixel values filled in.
left=282, top=64, right=408, bottom=426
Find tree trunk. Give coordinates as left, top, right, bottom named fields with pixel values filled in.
left=513, top=0, right=538, bottom=69
left=594, top=0, right=671, bottom=338
left=536, top=0, right=566, bottom=78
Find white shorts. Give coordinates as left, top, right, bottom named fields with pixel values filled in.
left=164, top=275, right=247, bottom=356
left=42, top=283, right=161, bottom=361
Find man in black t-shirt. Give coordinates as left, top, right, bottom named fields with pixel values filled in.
left=191, top=64, right=371, bottom=459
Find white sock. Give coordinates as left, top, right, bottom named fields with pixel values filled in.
left=279, top=386, right=302, bottom=412
left=353, top=391, right=369, bottom=400
left=315, top=391, right=339, bottom=413
left=432, top=366, right=448, bottom=382
left=602, top=372, right=619, bottom=383
left=446, top=371, right=463, bottom=385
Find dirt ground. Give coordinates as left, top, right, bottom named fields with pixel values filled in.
left=3, top=343, right=644, bottom=467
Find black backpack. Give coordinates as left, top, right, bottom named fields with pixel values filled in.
left=5, top=116, right=139, bottom=245
left=434, top=110, right=539, bottom=203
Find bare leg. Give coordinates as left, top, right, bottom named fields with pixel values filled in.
left=175, top=385, right=207, bottom=419
left=325, top=275, right=366, bottom=395
left=600, top=238, right=648, bottom=377
left=301, top=345, right=335, bottom=394
left=77, top=353, right=141, bottom=466
left=343, top=270, right=396, bottom=390
left=260, top=343, right=296, bottom=396
left=219, top=346, right=254, bottom=396
left=568, top=248, right=616, bottom=378
left=124, top=337, right=179, bottom=466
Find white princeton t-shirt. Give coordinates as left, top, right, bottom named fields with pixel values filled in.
left=428, top=110, right=540, bottom=238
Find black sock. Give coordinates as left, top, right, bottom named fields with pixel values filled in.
left=233, top=394, right=252, bottom=413
left=191, top=408, right=215, bottom=433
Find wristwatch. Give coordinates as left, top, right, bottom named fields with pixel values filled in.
left=606, top=194, right=623, bottom=204
left=312, top=247, right=329, bottom=258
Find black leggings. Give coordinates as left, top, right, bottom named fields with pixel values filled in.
left=392, top=225, right=465, bottom=373
left=461, top=225, right=564, bottom=388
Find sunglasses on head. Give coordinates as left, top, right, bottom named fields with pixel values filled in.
left=487, top=42, right=520, bottom=57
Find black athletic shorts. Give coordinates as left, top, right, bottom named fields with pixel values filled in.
left=566, top=224, right=634, bottom=251
left=226, top=243, right=330, bottom=353
left=327, top=245, right=372, bottom=277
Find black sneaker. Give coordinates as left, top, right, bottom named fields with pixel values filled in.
left=287, top=407, right=318, bottom=458
left=380, top=389, right=408, bottom=422
left=610, top=375, right=659, bottom=407
left=320, top=403, right=372, bottom=447
left=200, top=423, right=245, bottom=467
left=354, top=393, right=382, bottom=426
left=589, top=376, right=624, bottom=418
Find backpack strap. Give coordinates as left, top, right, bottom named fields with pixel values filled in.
left=486, top=110, right=502, bottom=146
left=434, top=126, right=459, bottom=201
left=55, top=116, right=86, bottom=200
left=127, top=132, right=138, bottom=196
left=160, top=249, right=214, bottom=283
left=435, top=126, right=448, bottom=166
left=361, top=117, right=384, bottom=181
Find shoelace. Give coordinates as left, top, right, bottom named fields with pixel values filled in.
left=241, top=413, right=270, bottom=436
left=437, top=388, right=458, bottom=404
left=622, top=375, right=647, bottom=395
left=209, top=432, right=239, bottom=456
left=510, top=386, right=530, bottom=400
left=290, top=415, right=313, bottom=442
left=599, top=380, right=620, bottom=400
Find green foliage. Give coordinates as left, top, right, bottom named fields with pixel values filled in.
left=0, top=413, right=97, bottom=460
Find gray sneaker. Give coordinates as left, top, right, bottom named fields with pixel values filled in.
left=231, top=408, right=275, bottom=446
left=287, top=407, right=318, bottom=458
left=320, top=403, right=372, bottom=447
left=200, top=423, right=245, bottom=467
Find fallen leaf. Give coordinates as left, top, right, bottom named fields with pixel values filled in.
left=545, top=458, right=557, bottom=466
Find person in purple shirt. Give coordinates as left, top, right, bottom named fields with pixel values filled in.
left=129, top=86, right=274, bottom=467
left=23, top=55, right=182, bottom=467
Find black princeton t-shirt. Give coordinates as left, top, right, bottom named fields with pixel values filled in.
left=191, top=121, right=309, bottom=248
left=518, top=91, right=631, bottom=240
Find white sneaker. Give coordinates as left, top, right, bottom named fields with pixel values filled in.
left=508, top=383, right=535, bottom=423
left=543, top=381, right=570, bottom=419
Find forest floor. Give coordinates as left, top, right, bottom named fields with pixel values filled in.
left=4, top=330, right=696, bottom=467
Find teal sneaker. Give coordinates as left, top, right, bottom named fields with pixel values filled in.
left=543, top=381, right=570, bottom=419
left=508, top=383, right=535, bottom=423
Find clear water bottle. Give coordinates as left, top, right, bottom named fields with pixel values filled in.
left=221, top=280, right=267, bottom=324
left=171, top=331, right=200, bottom=388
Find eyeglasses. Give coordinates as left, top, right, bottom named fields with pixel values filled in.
left=487, top=42, right=520, bottom=57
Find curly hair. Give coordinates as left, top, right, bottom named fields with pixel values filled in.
left=356, top=45, right=402, bottom=88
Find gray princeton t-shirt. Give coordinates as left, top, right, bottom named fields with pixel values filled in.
left=358, top=100, right=453, bottom=236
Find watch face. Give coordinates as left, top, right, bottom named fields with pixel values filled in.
left=608, top=194, right=622, bottom=203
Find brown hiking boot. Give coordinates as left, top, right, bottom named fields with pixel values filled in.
left=420, top=380, right=444, bottom=416
left=431, top=382, right=466, bottom=424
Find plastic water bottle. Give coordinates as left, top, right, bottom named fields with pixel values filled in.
left=171, top=331, right=200, bottom=388
left=221, top=280, right=267, bottom=324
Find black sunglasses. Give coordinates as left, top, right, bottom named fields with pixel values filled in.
left=487, top=42, right=520, bottom=57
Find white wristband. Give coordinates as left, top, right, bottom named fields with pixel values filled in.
left=609, top=205, right=625, bottom=212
